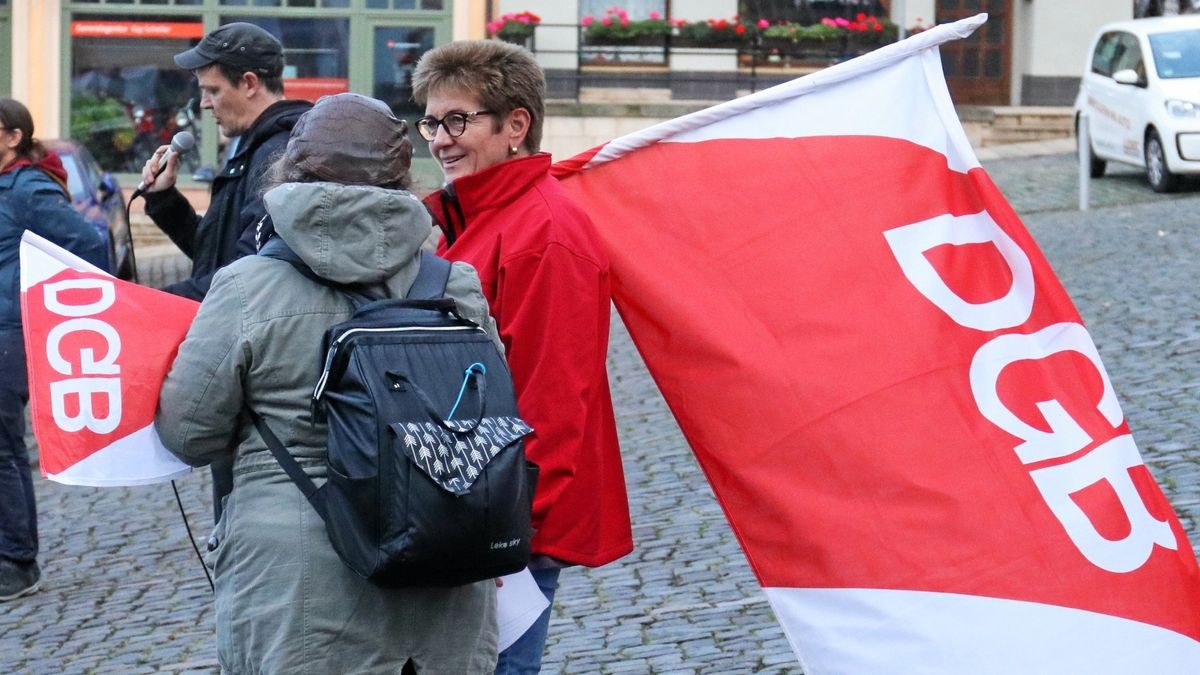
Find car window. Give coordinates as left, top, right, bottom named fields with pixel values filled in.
left=57, top=153, right=88, bottom=203
left=1091, top=32, right=1122, bottom=77
left=76, top=144, right=104, bottom=192
left=1112, top=33, right=1145, bottom=79
left=1149, top=28, right=1200, bottom=79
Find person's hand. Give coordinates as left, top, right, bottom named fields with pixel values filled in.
left=140, top=143, right=181, bottom=193
left=494, top=577, right=504, bottom=588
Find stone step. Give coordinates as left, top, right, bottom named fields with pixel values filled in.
left=974, top=106, right=1074, bottom=147
left=984, top=126, right=1075, bottom=146
left=990, top=107, right=1075, bottom=131
left=991, top=118, right=1075, bottom=133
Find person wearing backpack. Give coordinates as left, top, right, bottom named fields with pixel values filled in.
left=156, top=93, right=501, bottom=673
left=414, top=41, right=634, bottom=673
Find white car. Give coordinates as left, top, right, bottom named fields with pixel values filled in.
left=1074, top=15, right=1200, bottom=192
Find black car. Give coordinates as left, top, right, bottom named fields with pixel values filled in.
left=44, top=139, right=135, bottom=280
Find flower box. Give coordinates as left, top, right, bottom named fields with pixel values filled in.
left=583, top=8, right=671, bottom=48
left=487, top=11, right=540, bottom=46
left=759, top=36, right=844, bottom=54
left=586, top=34, right=667, bottom=47
left=672, top=17, right=755, bottom=50
left=671, top=37, right=745, bottom=50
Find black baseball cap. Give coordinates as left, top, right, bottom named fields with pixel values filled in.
left=174, top=22, right=284, bottom=76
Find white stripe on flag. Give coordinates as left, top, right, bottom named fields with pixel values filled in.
left=44, top=423, right=191, bottom=487
left=766, top=587, right=1200, bottom=674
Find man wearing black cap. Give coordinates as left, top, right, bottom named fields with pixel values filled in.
left=140, top=23, right=312, bottom=521
left=139, top=22, right=312, bottom=302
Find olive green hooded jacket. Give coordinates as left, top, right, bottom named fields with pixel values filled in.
left=157, top=182, right=499, bottom=674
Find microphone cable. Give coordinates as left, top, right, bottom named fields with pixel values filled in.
left=122, top=136, right=213, bottom=593
left=173, top=479, right=215, bottom=593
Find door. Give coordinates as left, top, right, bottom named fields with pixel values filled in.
left=1083, top=31, right=1148, bottom=164
left=936, top=0, right=1012, bottom=105
left=368, top=23, right=440, bottom=159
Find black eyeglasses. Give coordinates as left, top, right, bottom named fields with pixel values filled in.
left=415, top=110, right=492, bottom=141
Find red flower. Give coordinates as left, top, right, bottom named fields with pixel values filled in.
left=734, top=24, right=746, bottom=35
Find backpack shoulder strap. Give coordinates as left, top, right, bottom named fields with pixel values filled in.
left=259, top=235, right=374, bottom=306
left=259, top=235, right=324, bottom=285
left=406, top=250, right=452, bottom=300
left=247, top=409, right=327, bottom=518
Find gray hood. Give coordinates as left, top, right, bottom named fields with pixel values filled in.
left=263, top=182, right=432, bottom=285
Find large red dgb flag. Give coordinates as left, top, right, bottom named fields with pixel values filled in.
left=20, top=231, right=196, bottom=486
left=553, top=14, right=1200, bottom=673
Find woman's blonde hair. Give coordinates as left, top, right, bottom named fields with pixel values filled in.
left=411, top=40, right=546, bottom=153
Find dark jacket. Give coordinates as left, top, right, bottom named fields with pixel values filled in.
left=424, top=153, right=634, bottom=567
left=0, top=162, right=107, bottom=330
left=144, top=99, right=312, bottom=300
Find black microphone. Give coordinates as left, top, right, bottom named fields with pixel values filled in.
left=133, top=131, right=195, bottom=197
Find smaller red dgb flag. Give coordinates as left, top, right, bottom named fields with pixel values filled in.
left=20, top=231, right=197, bottom=486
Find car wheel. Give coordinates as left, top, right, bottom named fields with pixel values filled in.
left=1145, top=129, right=1180, bottom=193
left=1076, top=117, right=1106, bottom=178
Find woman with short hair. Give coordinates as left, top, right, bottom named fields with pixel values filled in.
left=414, top=41, right=634, bottom=674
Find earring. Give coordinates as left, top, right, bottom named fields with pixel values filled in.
left=509, top=146, right=519, bottom=156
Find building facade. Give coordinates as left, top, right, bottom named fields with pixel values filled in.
left=499, top=0, right=1134, bottom=107
left=4, top=0, right=486, bottom=171
left=2, top=1, right=1146, bottom=173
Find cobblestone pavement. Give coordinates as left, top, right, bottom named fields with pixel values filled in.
left=3, top=153, right=1200, bottom=674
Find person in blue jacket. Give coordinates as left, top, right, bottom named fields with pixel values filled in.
left=0, top=97, right=107, bottom=601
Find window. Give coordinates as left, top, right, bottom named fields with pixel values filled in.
left=220, top=0, right=350, bottom=6
left=1111, top=33, right=1144, bottom=78
left=579, top=0, right=668, bottom=66
left=230, top=16, right=351, bottom=102
left=69, top=14, right=204, bottom=172
left=1150, top=29, right=1200, bottom=79
left=1091, top=32, right=1122, bottom=77
left=581, top=0, right=664, bottom=20
left=71, top=1, right=204, bottom=5
left=365, top=0, right=443, bottom=9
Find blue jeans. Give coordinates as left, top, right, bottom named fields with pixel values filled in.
left=0, top=330, right=36, bottom=564
left=494, top=566, right=561, bottom=675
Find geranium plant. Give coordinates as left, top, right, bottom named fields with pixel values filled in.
left=674, top=16, right=759, bottom=47
left=487, top=11, right=541, bottom=43
left=761, top=20, right=843, bottom=44
left=834, top=13, right=899, bottom=45
left=582, top=7, right=671, bottom=45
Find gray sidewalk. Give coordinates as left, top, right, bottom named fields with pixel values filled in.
left=4, top=144, right=1200, bottom=673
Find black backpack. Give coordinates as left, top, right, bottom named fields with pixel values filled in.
left=250, top=238, right=538, bottom=587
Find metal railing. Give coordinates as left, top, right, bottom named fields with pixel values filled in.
left=510, top=23, right=892, bottom=101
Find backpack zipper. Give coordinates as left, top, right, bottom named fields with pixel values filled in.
left=312, top=325, right=485, bottom=403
